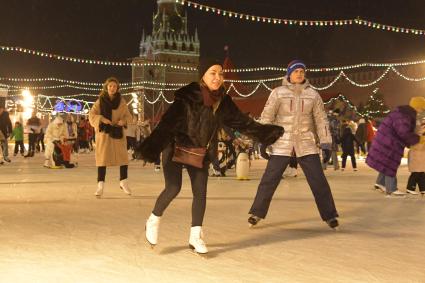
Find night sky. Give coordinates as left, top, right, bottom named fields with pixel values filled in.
left=1, top=0, right=424, bottom=96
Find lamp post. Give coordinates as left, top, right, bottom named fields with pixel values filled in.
left=21, top=89, right=34, bottom=120
left=131, top=92, right=139, bottom=120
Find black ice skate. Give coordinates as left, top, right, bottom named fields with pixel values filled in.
left=248, top=215, right=262, bottom=228
left=326, top=218, right=339, bottom=230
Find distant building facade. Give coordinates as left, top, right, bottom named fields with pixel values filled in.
left=132, top=0, right=200, bottom=121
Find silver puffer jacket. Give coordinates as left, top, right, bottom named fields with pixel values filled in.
left=260, top=77, right=331, bottom=157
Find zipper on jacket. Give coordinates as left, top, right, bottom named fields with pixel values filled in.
left=302, top=99, right=304, bottom=112
left=290, top=99, right=293, bottom=112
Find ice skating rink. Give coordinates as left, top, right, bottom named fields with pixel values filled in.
left=1, top=153, right=424, bottom=283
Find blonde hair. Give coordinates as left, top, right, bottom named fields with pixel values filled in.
left=100, top=77, right=120, bottom=96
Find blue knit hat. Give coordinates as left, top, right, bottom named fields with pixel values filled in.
left=287, top=60, right=306, bottom=78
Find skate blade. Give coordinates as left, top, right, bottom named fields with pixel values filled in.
left=145, top=226, right=157, bottom=249
left=188, top=245, right=208, bottom=259
left=405, top=194, right=420, bottom=198
left=385, top=195, right=406, bottom=199
left=146, top=239, right=156, bottom=249
left=248, top=219, right=260, bottom=228
left=373, top=186, right=386, bottom=193
left=119, top=186, right=132, bottom=196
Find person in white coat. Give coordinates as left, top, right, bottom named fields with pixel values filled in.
left=44, top=116, right=67, bottom=168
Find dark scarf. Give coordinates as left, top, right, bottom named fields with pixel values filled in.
left=100, top=92, right=121, bottom=120
left=99, top=92, right=121, bottom=133
left=200, top=86, right=224, bottom=107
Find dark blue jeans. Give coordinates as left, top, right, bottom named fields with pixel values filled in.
left=249, top=154, right=338, bottom=221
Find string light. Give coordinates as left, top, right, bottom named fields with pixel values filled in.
left=323, top=93, right=390, bottom=118
left=178, top=0, right=425, bottom=36
left=225, top=58, right=425, bottom=73
left=3, top=65, right=424, bottom=97
left=0, top=46, right=197, bottom=71
left=8, top=87, right=392, bottom=118
left=0, top=77, right=187, bottom=87
left=311, top=73, right=343, bottom=91
left=339, top=67, right=391, bottom=88
left=0, top=75, right=285, bottom=88
left=311, top=66, right=425, bottom=90
left=389, top=66, right=425, bottom=81
left=2, top=82, right=182, bottom=92
left=3, top=45, right=425, bottom=73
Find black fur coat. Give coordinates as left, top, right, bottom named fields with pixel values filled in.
left=137, top=82, right=284, bottom=163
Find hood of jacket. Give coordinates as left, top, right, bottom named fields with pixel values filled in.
left=282, top=76, right=311, bottom=95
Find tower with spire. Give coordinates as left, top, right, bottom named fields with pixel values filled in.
left=132, top=0, right=200, bottom=121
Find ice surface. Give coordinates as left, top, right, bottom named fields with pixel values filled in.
left=0, top=154, right=424, bottom=282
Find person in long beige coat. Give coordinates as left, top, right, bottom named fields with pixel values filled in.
left=89, top=77, right=132, bottom=197
left=407, top=112, right=425, bottom=195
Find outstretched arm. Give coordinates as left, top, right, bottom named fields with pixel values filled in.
left=218, top=95, right=283, bottom=146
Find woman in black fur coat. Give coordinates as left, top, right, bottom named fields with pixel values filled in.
left=139, top=59, right=283, bottom=254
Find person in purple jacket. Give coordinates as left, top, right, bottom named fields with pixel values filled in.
left=366, top=97, right=425, bottom=196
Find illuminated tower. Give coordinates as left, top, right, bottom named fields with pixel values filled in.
left=132, top=0, right=200, bottom=121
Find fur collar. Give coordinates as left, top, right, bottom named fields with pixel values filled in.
left=174, top=82, right=203, bottom=104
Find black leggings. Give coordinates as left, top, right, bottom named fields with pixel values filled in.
left=97, top=165, right=128, bottom=182
left=152, top=145, right=209, bottom=227
left=14, top=141, right=25, bottom=154
left=407, top=172, right=425, bottom=192
left=341, top=152, right=357, bottom=168
left=28, top=133, right=37, bottom=152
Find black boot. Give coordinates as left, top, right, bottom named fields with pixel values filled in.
left=63, top=161, right=75, bottom=168
left=248, top=215, right=262, bottom=227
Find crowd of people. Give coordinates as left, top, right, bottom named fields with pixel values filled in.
left=0, top=107, right=96, bottom=167
left=1, top=58, right=425, bottom=256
